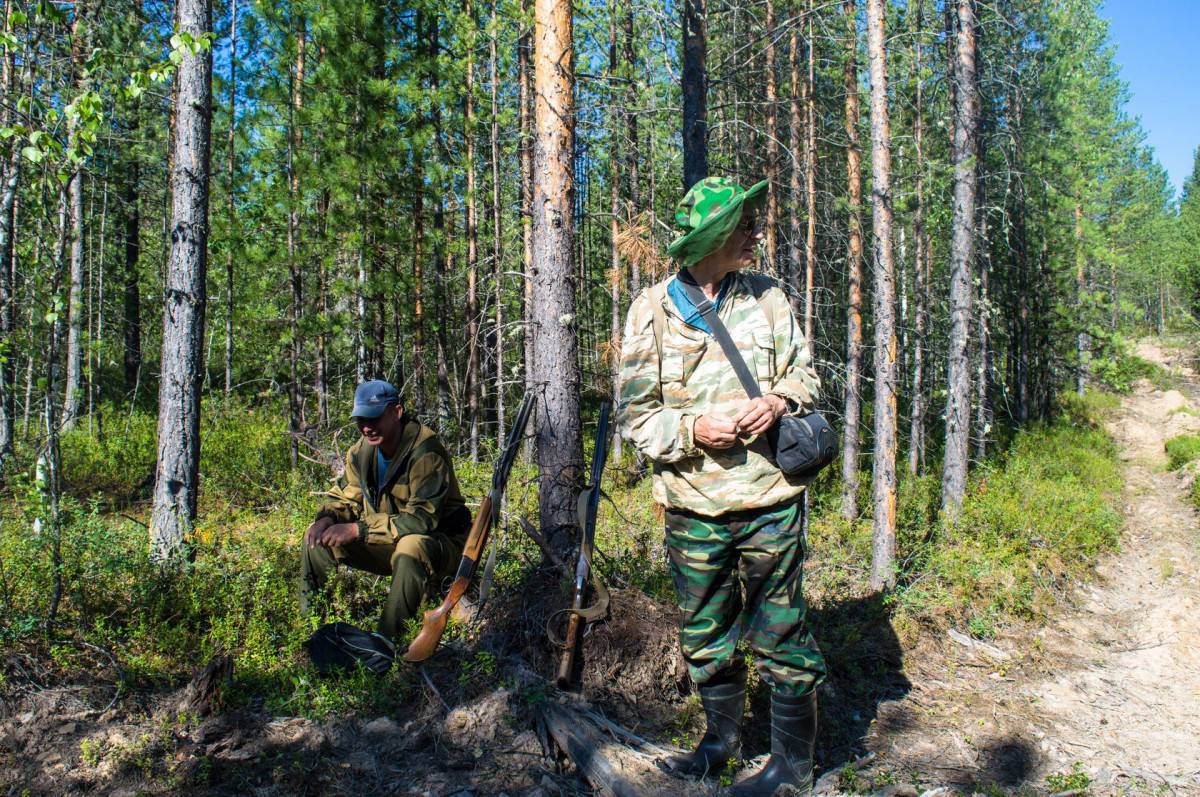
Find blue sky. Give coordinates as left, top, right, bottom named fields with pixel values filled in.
left=1100, top=0, right=1200, bottom=198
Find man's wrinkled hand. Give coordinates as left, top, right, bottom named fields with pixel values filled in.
left=694, top=413, right=739, bottom=449
left=318, top=522, right=360, bottom=547
left=732, top=395, right=787, bottom=437
left=304, top=517, right=333, bottom=547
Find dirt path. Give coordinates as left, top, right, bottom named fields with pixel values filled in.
left=857, top=340, right=1200, bottom=796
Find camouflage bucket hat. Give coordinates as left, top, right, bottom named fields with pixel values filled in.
left=666, top=177, right=769, bottom=267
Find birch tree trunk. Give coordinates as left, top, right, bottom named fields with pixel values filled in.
left=841, top=0, right=865, bottom=518
left=940, top=0, right=978, bottom=519
left=681, top=0, right=707, bottom=189
left=866, top=0, right=897, bottom=591
left=150, top=0, right=213, bottom=565
left=0, top=2, right=19, bottom=464
left=533, top=0, right=582, bottom=558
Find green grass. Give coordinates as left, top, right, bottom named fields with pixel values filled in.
left=0, top=389, right=1127, bottom=715
left=1164, top=434, right=1200, bottom=471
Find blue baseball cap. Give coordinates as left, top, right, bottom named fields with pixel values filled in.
left=351, top=380, right=400, bottom=419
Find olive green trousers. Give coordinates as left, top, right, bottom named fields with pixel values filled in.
left=300, top=533, right=459, bottom=639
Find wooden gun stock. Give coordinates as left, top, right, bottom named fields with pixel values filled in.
left=403, top=495, right=494, bottom=662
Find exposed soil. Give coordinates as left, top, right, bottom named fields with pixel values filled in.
left=847, top=340, right=1200, bottom=796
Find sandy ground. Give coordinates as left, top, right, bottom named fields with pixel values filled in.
left=854, top=340, right=1200, bottom=796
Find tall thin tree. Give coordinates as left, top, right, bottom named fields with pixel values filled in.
left=532, top=0, right=583, bottom=558
left=841, top=0, right=865, bottom=518
left=866, top=0, right=898, bottom=591
left=940, top=0, right=978, bottom=519
left=150, top=0, right=214, bottom=564
left=681, top=0, right=707, bottom=189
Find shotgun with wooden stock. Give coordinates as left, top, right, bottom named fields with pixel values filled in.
left=553, top=401, right=612, bottom=688
left=403, top=394, right=535, bottom=662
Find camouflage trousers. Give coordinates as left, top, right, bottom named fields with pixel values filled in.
left=665, top=499, right=826, bottom=697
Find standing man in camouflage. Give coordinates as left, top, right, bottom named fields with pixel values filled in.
left=618, top=177, right=826, bottom=795
left=301, top=380, right=472, bottom=640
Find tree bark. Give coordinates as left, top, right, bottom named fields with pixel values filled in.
left=64, top=1, right=92, bottom=430
left=532, top=0, right=583, bottom=559
left=681, top=0, right=707, bottom=189
left=841, top=0, right=865, bottom=518
left=490, top=0, right=505, bottom=446
left=465, top=0, right=481, bottom=461
left=940, top=0, right=978, bottom=519
left=224, top=0, right=235, bottom=395
left=763, top=0, right=778, bottom=272
left=518, top=3, right=535, bottom=456
left=1075, top=201, right=1087, bottom=395
left=0, top=2, right=19, bottom=465
left=286, top=15, right=306, bottom=463
left=866, top=0, right=897, bottom=591
left=803, top=1, right=817, bottom=342
left=123, top=143, right=142, bottom=394
left=787, top=19, right=803, bottom=318
left=908, top=0, right=929, bottom=475
left=150, top=0, right=213, bottom=565
left=608, top=0, right=622, bottom=462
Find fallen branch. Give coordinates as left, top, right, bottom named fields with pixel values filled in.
left=947, top=629, right=1011, bottom=662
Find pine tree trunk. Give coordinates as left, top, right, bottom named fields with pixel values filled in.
left=681, top=0, right=707, bottom=189
left=940, top=0, right=978, bottom=519
left=518, top=6, right=535, bottom=456
left=841, top=0, right=864, bottom=518
left=286, top=17, right=306, bottom=462
left=763, top=0, right=778, bottom=272
left=1075, top=202, right=1087, bottom=395
left=532, top=0, right=582, bottom=559
left=224, top=0, right=235, bottom=395
left=803, top=1, right=817, bottom=342
left=464, top=0, right=480, bottom=461
left=490, top=0, right=505, bottom=446
left=124, top=149, right=141, bottom=394
left=608, top=0, right=622, bottom=462
left=908, top=0, right=927, bottom=475
left=315, top=191, right=329, bottom=425
left=787, top=21, right=803, bottom=318
left=150, top=0, right=213, bottom=566
left=622, top=6, right=641, bottom=294
left=866, top=0, right=897, bottom=591
left=412, top=182, right=426, bottom=417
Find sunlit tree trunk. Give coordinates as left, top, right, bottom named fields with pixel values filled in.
left=490, top=0, right=505, bottom=446
left=286, top=16, right=306, bottom=463
left=533, top=0, right=583, bottom=558
left=224, top=0, right=235, bottom=396
left=908, top=0, right=928, bottom=475
left=64, top=1, right=91, bottom=430
left=763, top=0, right=778, bottom=271
left=150, top=0, right=213, bottom=565
left=841, top=0, right=865, bottom=518
left=465, top=0, right=481, bottom=461
left=803, top=0, right=817, bottom=342
left=866, top=0, right=897, bottom=591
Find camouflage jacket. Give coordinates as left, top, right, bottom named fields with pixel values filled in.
left=315, top=420, right=469, bottom=547
left=617, top=270, right=820, bottom=516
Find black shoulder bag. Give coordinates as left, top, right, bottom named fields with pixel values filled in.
left=676, top=274, right=837, bottom=481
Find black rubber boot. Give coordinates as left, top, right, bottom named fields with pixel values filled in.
left=662, top=676, right=746, bottom=777
left=731, top=690, right=817, bottom=796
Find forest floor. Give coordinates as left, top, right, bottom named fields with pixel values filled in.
left=847, top=339, right=1200, bottom=797
left=3, top=339, right=1199, bottom=796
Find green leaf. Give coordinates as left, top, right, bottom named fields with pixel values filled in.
left=20, top=145, right=41, bottom=163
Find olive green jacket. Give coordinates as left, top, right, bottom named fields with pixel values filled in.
left=316, top=419, right=469, bottom=547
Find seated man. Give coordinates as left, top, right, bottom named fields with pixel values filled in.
left=301, top=380, right=471, bottom=639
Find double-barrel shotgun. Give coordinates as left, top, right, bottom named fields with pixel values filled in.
left=403, top=394, right=536, bottom=662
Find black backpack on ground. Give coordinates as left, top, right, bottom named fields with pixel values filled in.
left=305, top=622, right=396, bottom=676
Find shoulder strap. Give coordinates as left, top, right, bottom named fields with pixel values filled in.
left=676, top=271, right=763, bottom=400
left=648, top=283, right=668, bottom=366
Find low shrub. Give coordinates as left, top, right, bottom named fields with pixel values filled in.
left=1164, top=434, right=1200, bottom=471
